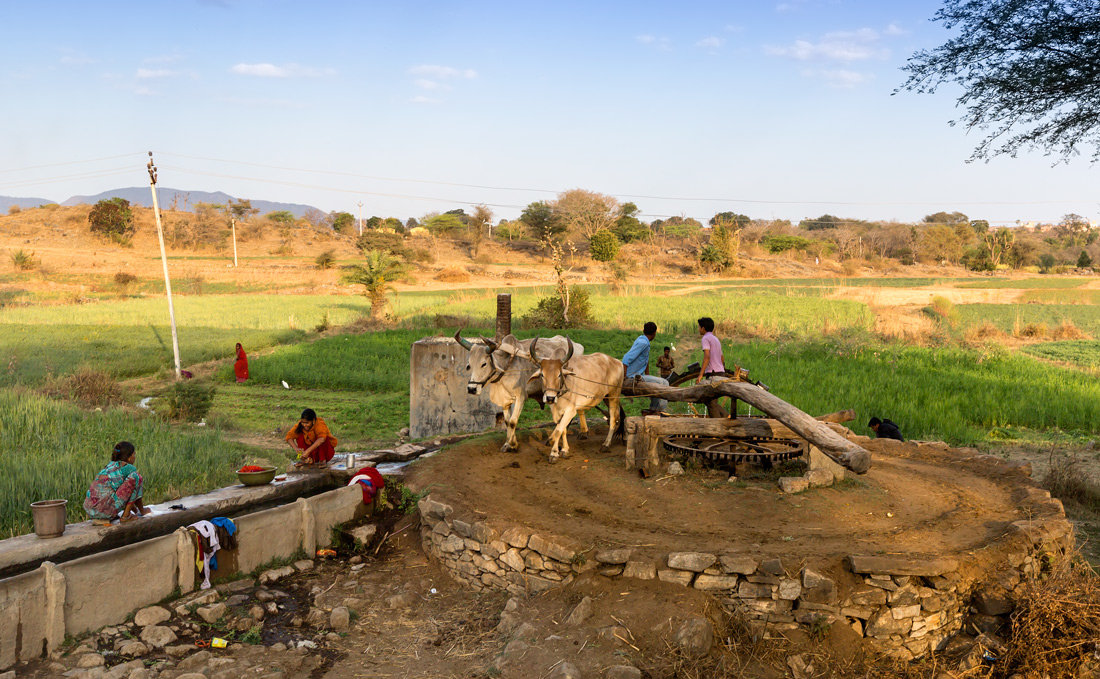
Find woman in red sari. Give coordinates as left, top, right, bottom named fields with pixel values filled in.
left=286, top=408, right=338, bottom=467
left=234, top=342, right=249, bottom=383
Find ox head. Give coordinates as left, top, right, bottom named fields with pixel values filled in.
left=528, top=337, right=575, bottom=404
left=455, top=330, right=500, bottom=395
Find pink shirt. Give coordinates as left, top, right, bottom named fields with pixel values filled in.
left=701, top=332, right=724, bottom=373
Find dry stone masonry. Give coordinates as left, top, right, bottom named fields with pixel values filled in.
left=417, top=449, right=1076, bottom=660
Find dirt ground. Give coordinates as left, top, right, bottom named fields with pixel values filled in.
left=406, top=425, right=1036, bottom=584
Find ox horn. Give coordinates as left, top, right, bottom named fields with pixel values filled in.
left=480, top=336, right=499, bottom=353
left=454, top=330, right=473, bottom=351
left=529, top=338, right=541, bottom=362
left=565, top=337, right=575, bottom=361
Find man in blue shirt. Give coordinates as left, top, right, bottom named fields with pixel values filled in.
left=622, top=321, right=668, bottom=415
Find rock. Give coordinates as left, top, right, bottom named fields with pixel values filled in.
left=778, top=477, right=809, bottom=493
left=255, top=589, right=275, bottom=602
left=500, top=548, right=525, bottom=571
left=293, top=559, right=314, bottom=572
left=598, top=625, right=630, bottom=642
left=527, top=534, right=575, bottom=562
left=77, top=654, right=106, bottom=668
left=140, top=625, right=177, bottom=649
left=674, top=618, right=713, bottom=658
left=217, top=578, right=254, bottom=593
left=258, top=566, right=295, bottom=584
left=657, top=569, right=694, bottom=586
left=249, top=605, right=265, bottom=621
left=564, top=596, right=594, bottom=626
left=117, top=641, right=149, bottom=657
left=297, top=639, right=318, bottom=650
left=386, top=593, right=415, bottom=608
left=759, top=558, right=785, bottom=576
left=667, top=552, right=717, bottom=572
left=225, top=594, right=249, bottom=607
left=165, top=644, right=192, bottom=657
left=667, top=461, right=684, bottom=476
left=349, top=555, right=363, bottom=564
left=330, top=606, right=351, bottom=630
left=865, top=608, right=913, bottom=637
left=547, top=661, right=581, bottom=679
left=512, top=622, right=538, bottom=641
left=693, top=574, right=739, bottom=590
left=495, top=610, right=521, bottom=635
left=605, top=666, right=642, bottom=679
left=622, top=561, right=656, bottom=580
left=349, top=524, right=378, bottom=545
left=197, top=603, right=227, bottom=624
left=720, top=555, right=758, bottom=574
left=306, top=607, right=329, bottom=628
left=595, top=548, right=633, bottom=564
left=787, top=654, right=814, bottom=679
left=491, top=639, right=530, bottom=672
left=127, top=670, right=153, bottom=679
left=846, top=555, right=958, bottom=577
left=177, top=651, right=212, bottom=671
left=133, top=606, right=171, bottom=627
left=176, top=674, right=208, bottom=679
left=778, top=578, right=802, bottom=600
left=804, top=469, right=833, bottom=488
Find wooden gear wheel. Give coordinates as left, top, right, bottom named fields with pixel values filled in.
left=662, top=435, right=805, bottom=470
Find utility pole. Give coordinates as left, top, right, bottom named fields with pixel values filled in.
left=231, top=217, right=238, bottom=267
left=147, top=152, right=182, bottom=380
left=357, top=201, right=364, bottom=236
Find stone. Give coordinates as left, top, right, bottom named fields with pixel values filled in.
left=500, top=548, right=525, bottom=571
left=674, top=618, right=714, bottom=658
left=511, top=622, right=538, bottom=641
left=891, top=604, right=921, bottom=619
left=657, top=569, right=694, bottom=586
left=471, top=522, right=497, bottom=543
left=217, top=578, right=254, bottom=593
left=564, top=596, right=594, bottom=626
left=500, top=527, right=530, bottom=548
left=491, top=639, right=530, bottom=672
left=133, top=606, right=171, bottom=627
left=737, top=581, right=773, bottom=598
left=140, top=625, right=177, bottom=649
left=258, top=566, right=295, bottom=584
left=386, top=593, right=415, bottom=608
left=177, top=651, right=212, bottom=671
left=528, top=534, right=576, bottom=562
left=606, top=667, right=642, bottom=679
left=865, top=608, right=913, bottom=637
left=808, top=445, right=845, bottom=481
left=294, top=559, right=315, bottom=572
left=778, top=578, right=802, bottom=600
left=778, top=477, right=809, bottom=493
left=801, top=568, right=831, bottom=590
left=77, top=654, right=106, bottom=668
left=720, top=555, right=758, bottom=575
left=197, top=603, right=227, bottom=623
left=595, top=548, right=633, bottom=564
left=787, top=653, right=814, bottom=679
left=888, top=585, right=921, bottom=607
left=667, top=552, right=717, bottom=572
left=249, top=605, right=265, bottom=620
left=117, top=641, right=149, bottom=658
left=306, top=607, right=329, bottom=628
left=694, top=574, right=739, bottom=590
left=547, top=661, right=582, bottom=679
left=452, top=519, right=473, bottom=538
left=348, top=524, right=378, bottom=545
left=598, top=625, right=630, bottom=642
left=804, top=469, right=834, bottom=488
left=164, top=644, right=192, bottom=657
left=759, top=558, right=785, bottom=576
left=176, top=674, right=208, bottom=679
left=846, top=555, right=959, bottom=577
left=800, top=579, right=838, bottom=605
left=330, top=606, right=351, bottom=631
left=622, top=561, right=656, bottom=580
left=417, top=496, right=453, bottom=521
left=667, top=461, right=684, bottom=475
left=225, top=594, right=248, bottom=607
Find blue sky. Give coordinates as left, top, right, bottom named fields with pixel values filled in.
left=0, top=0, right=1095, bottom=226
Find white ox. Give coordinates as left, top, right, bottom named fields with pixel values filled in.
left=527, top=337, right=625, bottom=463
left=455, top=331, right=587, bottom=452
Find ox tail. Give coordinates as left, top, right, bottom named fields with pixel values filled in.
left=615, top=403, right=627, bottom=443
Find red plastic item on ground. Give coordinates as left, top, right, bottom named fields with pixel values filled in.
left=316, top=548, right=337, bottom=557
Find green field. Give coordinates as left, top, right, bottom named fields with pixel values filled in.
left=956, top=303, right=1100, bottom=335
left=1022, top=340, right=1100, bottom=370
left=957, top=278, right=1089, bottom=289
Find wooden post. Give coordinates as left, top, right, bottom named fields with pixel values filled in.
left=496, top=293, right=512, bottom=340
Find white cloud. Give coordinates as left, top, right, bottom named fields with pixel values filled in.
left=765, top=27, right=889, bottom=63
left=884, top=22, right=907, bottom=36
left=636, top=34, right=672, bottom=50
left=818, top=69, right=872, bottom=88
left=696, top=36, right=724, bottom=49
left=413, top=78, right=448, bottom=91
left=136, top=68, right=178, bottom=79
left=410, top=95, right=441, bottom=105
left=408, top=64, right=477, bottom=80
left=230, top=62, right=334, bottom=78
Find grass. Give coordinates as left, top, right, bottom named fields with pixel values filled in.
left=956, top=303, right=1100, bottom=337
left=1019, top=289, right=1100, bottom=305
left=957, top=278, right=1088, bottom=289
left=0, top=388, right=279, bottom=537
left=1022, top=340, right=1100, bottom=370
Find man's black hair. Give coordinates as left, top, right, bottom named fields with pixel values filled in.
left=698, top=317, right=715, bottom=332
left=868, top=417, right=882, bottom=427
left=663, top=346, right=670, bottom=352
left=643, top=321, right=657, bottom=336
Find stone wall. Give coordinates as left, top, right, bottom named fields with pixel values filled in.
left=410, top=336, right=500, bottom=439
left=416, top=472, right=1075, bottom=660
left=0, top=484, right=367, bottom=671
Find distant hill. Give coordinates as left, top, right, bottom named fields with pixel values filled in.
left=2, top=188, right=320, bottom=218
left=0, top=195, right=53, bottom=210
left=61, top=187, right=319, bottom=218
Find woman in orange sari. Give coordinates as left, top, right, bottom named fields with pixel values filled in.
left=234, top=342, right=249, bottom=383
left=286, top=408, right=338, bottom=467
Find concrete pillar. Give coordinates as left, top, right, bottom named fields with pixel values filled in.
left=174, top=528, right=195, bottom=594
left=41, top=561, right=65, bottom=657
left=298, top=499, right=316, bottom=556
left=409, top=337, right=499, bottom=439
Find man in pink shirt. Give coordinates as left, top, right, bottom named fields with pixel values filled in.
left=695, top=316, right=725, bottom=384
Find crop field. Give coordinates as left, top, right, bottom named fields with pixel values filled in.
left=1018, top=289, right=1100, bottom=305
left=957, top=278, right=1089, bottom=289
left=1022, top=340, right=1100, bottom=370
left=955, top=303, right=1100, bottom=335
left=0, top=389, right=278, bottom=537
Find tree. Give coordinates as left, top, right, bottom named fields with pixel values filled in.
left=405, top=217, right=419, bottom=230
left=88, top=197, right=135, bottom=244
left=1056, top=213, right=1092, bottom=246
left=799, top=214, right=844, bottom=231
left=551, top=189, right=619, bottom=239
left=227, top=198, right=258, bottom=220
left=970, top=219, right=990, bottom=235
left=900, top=0, right=1100, bottom=161
left=710, top=212, right=751, bottom=230
left=589, top=230, right=620, bottom=262
left=331, top=211, right=356, bottom=235
left=1078, top=250, right=1094, bottom=268
left=468, top=204, right=493, bottom=257
left=919, top=224, right=964, bottom=263
left=922, top=211, right=969, bottom=226
left=520, top=201, right=564, bottom=240
left=657, top=216, right=703, bottom=239
left=612, top=202, right=649, bottom=243
left=423, top=213, right=465, bottom=235
left=266, top=210, right=295, bottom=225
left=983, top=227, right=1015, bottom=268
left=342, top=250, right=407, bottom=319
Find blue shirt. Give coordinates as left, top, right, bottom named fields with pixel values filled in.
left=621, top=334, right=652, bottom=378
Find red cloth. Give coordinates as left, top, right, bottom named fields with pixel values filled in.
left=293, top=433, right=335, bottom=463
left=353, top=467, right=385, bottom=504
left=234, top=344, right=249, bottom=382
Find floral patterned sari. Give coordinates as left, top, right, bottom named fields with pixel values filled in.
left=83, top=461, right=144, bottom=520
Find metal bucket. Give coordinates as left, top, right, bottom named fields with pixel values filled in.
left=30, top=499, right=67, bottom=538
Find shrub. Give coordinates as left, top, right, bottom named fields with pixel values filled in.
left=928, top=295, right=960, bottom=328
left=1078, top=250, right=1093, bottom=269
left=113, top=272, right=137, bottom=290
left=1017, top=322, right=1049, bottom=338
left=355, top=231, right=408, bottom=258
left=9, top=249, right=37, bottom=271
left=161, top=381, right=216, bottom=422
left=40, top=368, right=123, bottom=408
left=315, top=251, right=336, bottom=270
left=1051, top=320, right=1087, bottom=340
left=521, top=286, right=594, bottom=329
left=8, top=205, right=19, bottom=215
left=762, top=235, right=814, bottom=253
left=88, top=198, right=135, bottom=244
left=1039, top=253, right=1057, bottom=273
left=434, top=267, right=470, bottom=283
left=589, top=230, right=621, bottom=262
left=266, top=210, right=295, bottom=225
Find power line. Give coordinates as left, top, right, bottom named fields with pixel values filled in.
left=0, top=167, right=137, bottom=191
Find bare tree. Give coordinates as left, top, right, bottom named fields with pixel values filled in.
left=551, top=189, right=619, bottom=240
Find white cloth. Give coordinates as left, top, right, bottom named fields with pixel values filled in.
left=189, top=520, right=220, bottom=590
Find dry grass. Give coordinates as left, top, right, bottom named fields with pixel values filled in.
left=1044, top=453, right=1100, bottom=512
left=1050, top=319, right=1089, bottom=340
left=435, top=267, right=471, bottom=283
left=1015, top=322, right=1048, bottom=338
left=39, top=367, right=123, bottom=408
left=964, top=321, right=1008, bottom=344
left=873, top=306, right=938, bottom=343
